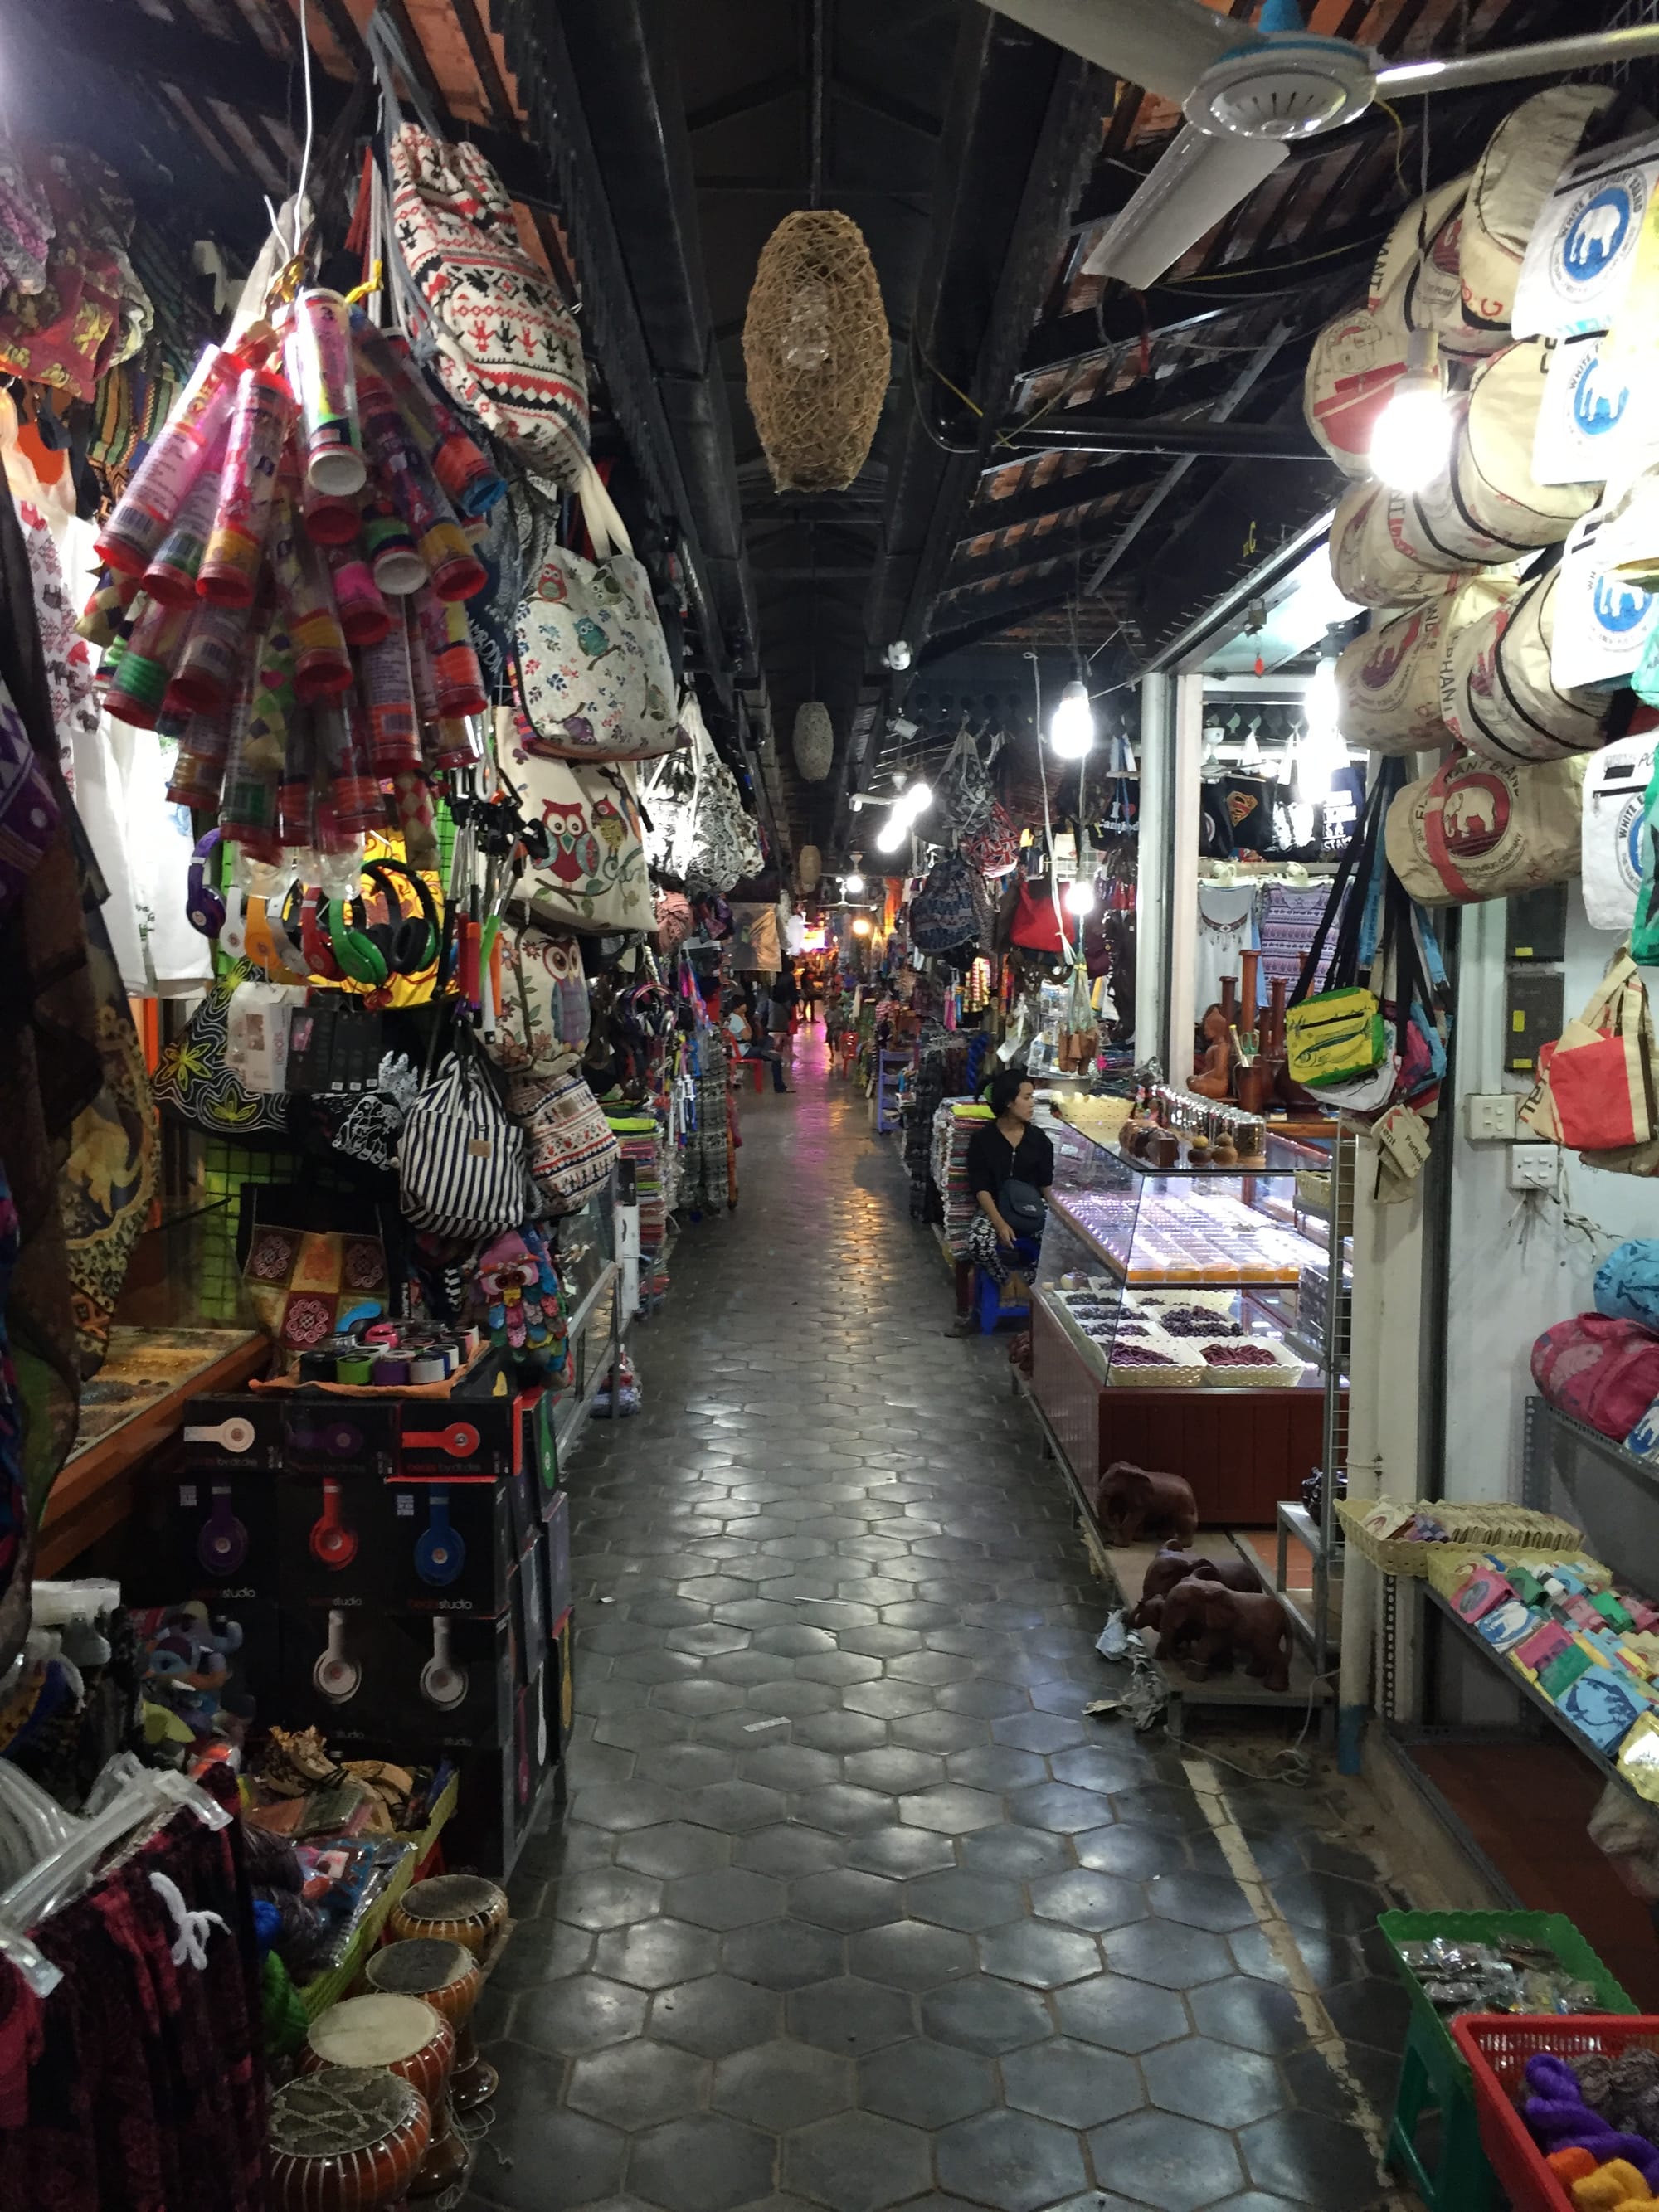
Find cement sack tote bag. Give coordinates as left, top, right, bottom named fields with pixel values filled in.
left=937, top=722, right=994, bottom=838
left=1532, top=1313, right=1659, bottom=1439
left=387, top=123, right=589, bottom=489
left=516, top=463, right=682, bottom=762
left=1408, top=344, right=1598, bottom=568
left=505, top=1067, right=619, bottom=1218
left=1534, top=330, right=1647, bottom=489
left=1597, top=1240, right=1659, bottom=1330
left=497, top=723, right=654, bottom=936
left=1440, top=568, right=1609, bottom=766
left=910, top=853, right=978, bottom=955
left=1459, top=89, right=1614, bottom=352
left=1552, top=508, right=1659, bottom=691
left=398, top=1038, right=530, bottom=1237
left=1304, top=300, right=1410, bottom=476
left=1335, top=577, right=1515, bottom=756
left=1385, top=751, right=1586, bottom=907
left=1284, top=771, right=1389, bottom=1091
left=484, top=919, right=590, bottom=1078
left=1514, top=127, right=1659, bottom=341
left=1519, top=950, right=1659, bottom=1151
left=1584, top=735, right=1659, bottom=932
left=1330, top=481, right=1470, bottom=610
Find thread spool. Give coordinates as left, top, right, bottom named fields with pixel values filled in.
left=329, top=551, right=392, bottom=646
left=284, top=289, right=366, bottom=498
left=139, top=433, right=229, bottom=606
left=105, top=596, right=187, bottom=729
left=199, top=368, right=293, bottom=606
left=96, top=344, right=240, bottom=576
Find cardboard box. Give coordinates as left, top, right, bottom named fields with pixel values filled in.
left=182, top=1394, right=284, bottom=1473
left=523, top=1388, right=562, bottom=1520
left=281, top=1398, right=398, bottom=1480
left=163, top=1466, right=280, bottom=1599
left=445, top=1718, right=560, bottom=1879
left=542, top=1490, right=570, bottom=1631
left=276, top=1470, right=396, bottom=1608
left=384, top=1477, right=516, bottom=1616
left=394, top=1399, right=517, bottom=1484
left=508, top=1529, right=547, bottom=1684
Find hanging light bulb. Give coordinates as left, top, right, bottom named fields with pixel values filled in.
left=1370, top=330, right=1452, bottom=493
left=1065, top=878, right=1095, bottom=918
left=876, top=809, right=910, bottom=853
left=1048, top=678, right=1096, bottom=761
left=843, top=869, right=865, bottom=897
left=1296, top=645, right=1350, bottom=803
left=903, top=779, right=932, bottom=818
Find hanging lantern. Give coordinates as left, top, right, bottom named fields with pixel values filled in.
left=742, top=211, right=890, bottom=493
left=792, top=700, right=834, bottom=783
left=797, top=843, right=822, bottom=892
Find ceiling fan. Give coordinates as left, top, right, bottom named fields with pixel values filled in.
left=984, top=0, right=1659, bottom=289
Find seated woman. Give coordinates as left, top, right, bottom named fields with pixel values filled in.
left=961, top=1067, right=1053, bottom=1311
left=722, top=988, right=791, bottom=1094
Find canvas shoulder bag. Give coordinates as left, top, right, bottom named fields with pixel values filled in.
left=516, top=463, right=682, bottom=763
left=387, top=123, right=589, bottom=488
left=496, top=710, right=655, bottom=936
left=505, top=1067, right=620, bottom=1218
left=484, top=919, right=591, bottom=1077
left=1441, top=566, right=1608, bottom=766
left=1520, top=949, right=1659, bottom=1155
left=1335, top=578, right=1515, bottom=756
left=1386, top=751, right=1585, bottom=907
left=1285, top=772, right=1389, bottom=1090
left=398, top=1036, right=530, bottom=1237
left=937, top=723, right=994, bottom=838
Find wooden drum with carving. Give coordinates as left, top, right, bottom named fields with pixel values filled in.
left=366, top=1937, right=494, bottom=2112
left=302, top=1993, right=464, bottom=2196
left=267, top=2066, right=430, bottom=2212
left=386, top=1873, right=507, bottom=1956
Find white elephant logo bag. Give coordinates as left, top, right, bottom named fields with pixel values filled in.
left=517, top=463, right=684, bottom=763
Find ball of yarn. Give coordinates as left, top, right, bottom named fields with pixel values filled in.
left=1571, top=2158, right=1652, bottom=2210
left=1580, top=2059, right=1618, bottom=2112
left=1554, top=2150, right=1603, bottom=2184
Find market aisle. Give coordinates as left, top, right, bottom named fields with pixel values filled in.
left=465, top=1037, right=1404, bottom=2212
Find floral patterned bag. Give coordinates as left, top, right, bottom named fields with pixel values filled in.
left=515, top=463, right=684, bottom=762
left=486, top=921, right=591, bottom=1077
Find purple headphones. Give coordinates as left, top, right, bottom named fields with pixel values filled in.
left=186, top=828, right=225, bottom=938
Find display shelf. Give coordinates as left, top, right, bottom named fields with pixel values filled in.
left=296, top=1772, right=458, bottom=2022
left=1422, top=1582, right=1642, bottom=1801
left=1527, top=1398, right=1659, bottom=1502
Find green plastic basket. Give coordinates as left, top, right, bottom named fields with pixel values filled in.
left=1379, top=1910, right=1637, bottom=2083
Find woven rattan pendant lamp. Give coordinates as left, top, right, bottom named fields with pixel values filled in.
left=792, top=700, right=834, bottom=783
left=741, top=1, right=889, bottom=493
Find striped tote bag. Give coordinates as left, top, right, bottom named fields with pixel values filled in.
left=506, top=1069, right=620, bottom=1217
left=397, top=1046, right=530, bottom=1237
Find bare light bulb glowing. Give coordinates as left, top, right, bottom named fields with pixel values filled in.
left=903, top=779, right=932, bottom=817
left=843, top=871, right=865, bottom=896
left=1296, top=651, right=1349, bottom=803
left=1064, top=878, right=1094, bottom=918
left=1048, top=679, right=1096, bottom=761
left=1370, top=330, right=1452, bottom=493
left=851, top=916, right=872, bottom=936
left=876, top=811, right=909, bottom=853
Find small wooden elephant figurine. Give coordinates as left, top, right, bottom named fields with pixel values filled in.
left=1096, top=1461, right=1199, bottom=1549
left=1129, top=1548, right=1261, bottom=1633
left=1158, top=1580, right=1292, bottom=1694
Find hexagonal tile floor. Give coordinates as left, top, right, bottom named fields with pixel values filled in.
left=460, top=1042, right=1391, bottom=2212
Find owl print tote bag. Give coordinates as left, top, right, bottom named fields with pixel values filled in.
left=516, top=462, right=684, bottom=764
left=496, top=711, right=654, bottom=935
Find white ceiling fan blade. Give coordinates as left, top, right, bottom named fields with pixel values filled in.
left=982, top=0, right=1264, bottom=106
left=1082, top=127, right=1290, bottom=289
left=1379, top=23, right=1659, bottom=98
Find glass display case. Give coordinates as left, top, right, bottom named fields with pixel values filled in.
left=553, top=1170, right=620, bottom=1454
left=1031, top=1111, right=1350, bottom=1540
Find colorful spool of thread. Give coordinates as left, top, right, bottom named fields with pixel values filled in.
left=96, top=344, right=241, bottom=576
left=329, top=549, right=392, bottom=646
left=354, top=362, right=485, bottom=603
left=199, top=368, right=293, bottom=606
left=284, top=289, right=365, bottom=498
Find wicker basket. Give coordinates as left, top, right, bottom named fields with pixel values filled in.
left=1193, top=1335, right=1305, bottom=1389
left=1423, top=1544, right=1611, bottom=1599
left=1336, top=1496, right=1584, bottom=1578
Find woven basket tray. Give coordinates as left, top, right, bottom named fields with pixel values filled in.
left=1108, top=1349, right=1206, bottom=1388
left=1423, top=1544, right=1612, bottom=1600
left=1336, top=1497, right=1584, bottom=1578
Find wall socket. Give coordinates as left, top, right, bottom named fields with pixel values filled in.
left=1466, top=1094, right=1519, bottom=1143
left=1509, top=1145, right=1559, bottom=1192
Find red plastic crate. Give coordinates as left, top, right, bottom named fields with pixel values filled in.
left=1451, top=2015, right=1659, bottom=2212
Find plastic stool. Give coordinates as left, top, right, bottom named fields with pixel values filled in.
left=1385, top=2009, right=1496, bottom=2212
left=738, top=1057, right=765, bottom=1094
left=971, top=1239, right=1040, bottom=1334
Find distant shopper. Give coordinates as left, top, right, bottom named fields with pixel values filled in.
left=768, top=960, right=798, bottom=1054
left=723, top=989, right=790, bottom=1094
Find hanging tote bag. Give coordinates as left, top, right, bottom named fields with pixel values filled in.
left=1010, top=879, right=1068, bottom=956
left=153, top=960, right=295, bottom=1140
left=484, top=920, right=591, bottom=1077
left=387, top=123, right=589, bottom=488
left=910, top=853, right=978, bottom=954
left=1514, top=126, right=1659, bottom=341
left=1553, top=507, right=1659, bottom=690
left=1335, top=578, right=1515, bottom=756
left=1329, top=480, right=1470, bottom=610
left=937, top=723, right=995, bottom=837
left=1385, top=751, right=1586, bottom=907
left=1519, top=950, right=1659, bottom=1151
left=961, top=798, right=1020, bottom=879
left=1440, top=567, right=1609, bottom=766
left=505, top=1068, right=620, bottom=1217
left=1458, top=89, right=1614, bottom=351
left=398, top=1041, right=530, bottom=1237
left=1284, top=772, right=1390, bottom=1090
left=1584, top=736, right=1659, bottom=932
left=497, top=717, right=655, bottom=936
left=1408, top=343, right=1598, bottom=568
left=516, top=464, right=681, bottom=762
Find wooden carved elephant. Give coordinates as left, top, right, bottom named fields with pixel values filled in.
left=1158, top=1580, right=1292, bottom=1694
left=1096, top=1461, right=1199, bottom=1549
left=1128, top=1548, right=1261, bottom=1633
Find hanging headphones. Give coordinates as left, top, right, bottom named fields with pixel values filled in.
left=362, top=860, right=440, bottom=975
left=186, top=829, right=225, bottom=938
left=327, top=890, right=390, bottom=988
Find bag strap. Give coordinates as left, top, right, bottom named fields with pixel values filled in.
left=364, top=7, right=445, bottom=144
left=574, top=459, right=633, bottom=562
left=1290, top=766, right=1385, bottom=1004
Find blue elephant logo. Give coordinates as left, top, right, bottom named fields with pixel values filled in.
left=1594, top=575, right=1651, bottom=633
left=1573, top=358, right=1628, bottom=435
left=1564, top=187, right=1633, bottom=281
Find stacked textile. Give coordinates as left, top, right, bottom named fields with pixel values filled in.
left=905, top=1040, right=973, bottom=1221
left=932, top=1101, right=993, bottom=1257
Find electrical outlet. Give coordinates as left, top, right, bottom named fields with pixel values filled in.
left=1509, top=1145, right=1558, bottom=1192
left=1466, top=1094, right=1519, bottom=1143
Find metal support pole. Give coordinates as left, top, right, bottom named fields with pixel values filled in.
left=1133, top=672, right=1170, bottom=1064
left=1165, top=673, right=1203, bottom=1086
